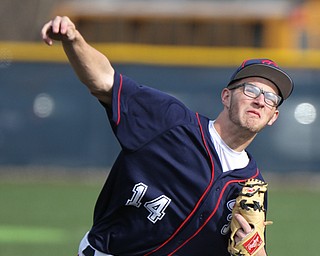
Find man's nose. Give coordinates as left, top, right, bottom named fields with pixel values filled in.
left=253, top=93, right=265, bottom=106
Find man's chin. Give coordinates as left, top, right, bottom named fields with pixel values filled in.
left=242, top=120, right=265, bottom=134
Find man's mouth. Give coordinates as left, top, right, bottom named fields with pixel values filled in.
left=247, top=110, right=261, bottom=118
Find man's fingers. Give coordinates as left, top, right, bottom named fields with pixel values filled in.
left=41, top=16, right=76, bottom=45
left=41, top=21, right=54, bottom=45
left=41, top=16, right=62, bottom=46
left=234, top=213, right=252, bottom=243
left=234, top=228, right=247, bottom=243
left=60, top=16, right=72, bottom=34
left=51, top=16, right=63, bottom=34
left=234, top=213, right=252, bottom=234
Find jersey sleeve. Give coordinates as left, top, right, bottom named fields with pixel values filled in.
left=106, top=71, right=193, bottom=150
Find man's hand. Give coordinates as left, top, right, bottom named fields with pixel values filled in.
left=234, top=213, right=267, bottom=256
left=41, top=16, right=77, bottom=46
left=228, top=179, right=271, bottom=256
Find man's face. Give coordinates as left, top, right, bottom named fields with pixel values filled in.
left=227, top=77, right=280, bottom=133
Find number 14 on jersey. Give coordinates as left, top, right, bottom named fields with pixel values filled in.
left=126, top=182, right=172, bottom=224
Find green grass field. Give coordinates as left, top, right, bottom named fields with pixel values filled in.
left=0, top=171, right=318, bottom=255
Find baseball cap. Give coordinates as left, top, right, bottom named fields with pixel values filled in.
left=227, top=58, right=294, bottom=105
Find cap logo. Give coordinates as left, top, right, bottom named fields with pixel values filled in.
left=241, top=59, right=279, bottom=68
left=261, top=59, right=278, bottom=67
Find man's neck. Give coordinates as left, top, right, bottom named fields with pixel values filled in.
left=214, top=115, right=257, bottom=152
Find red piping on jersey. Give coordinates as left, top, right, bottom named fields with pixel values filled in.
left=144, top=112, right=216, bottom=256
left=116, top=74, right=123, bottom=126
left=168, top=169, right=259, bottom=255
left=145, top=112, right=260, bottom=255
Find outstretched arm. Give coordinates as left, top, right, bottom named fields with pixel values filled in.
left=41, top=16, right=114, bottom=106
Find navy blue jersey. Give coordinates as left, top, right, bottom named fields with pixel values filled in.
left=88, top=72, right=266, bottom=256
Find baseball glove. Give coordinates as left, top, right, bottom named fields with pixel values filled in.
left=228, top=179, right=272, bottom=256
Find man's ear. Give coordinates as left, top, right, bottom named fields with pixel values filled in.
left=267, top=109, right=279, bottom=126
left=221, top=88, right=231, bottom=108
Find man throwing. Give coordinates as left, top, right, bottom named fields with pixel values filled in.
left=41, top=16, right=293, bottom=256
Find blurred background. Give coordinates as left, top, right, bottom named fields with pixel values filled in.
left=2, top=0, right=320, bottom=171
left=1, top=0, right=320, bottom=255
